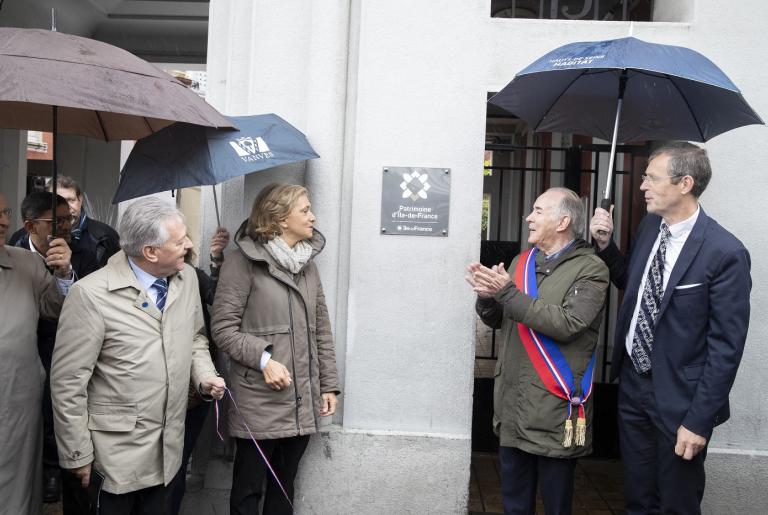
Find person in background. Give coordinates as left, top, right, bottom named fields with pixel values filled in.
left=53, top=176, right=120, bottom=268
left=167, top=226, right=230, bottom=515
left=0, top=192, right=73, bottom=515
left=15, top=191, right=98, bottom=508
left=11, top=176, right=120, bottom=269
left=212, top=183, right=340, bottom=515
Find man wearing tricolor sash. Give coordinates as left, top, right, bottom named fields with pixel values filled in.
left=467, top=187, right=609, bottom=515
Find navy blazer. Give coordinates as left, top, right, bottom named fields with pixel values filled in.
left=599, top=209, right=751, bottom=439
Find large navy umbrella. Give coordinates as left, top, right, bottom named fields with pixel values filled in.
left=489, top=37, right=763, bottom=210
left=113, top=114, right=319, bottom=222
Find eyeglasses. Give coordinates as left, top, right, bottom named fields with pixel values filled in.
left=30, top=216, right=77, bottom=226
left=0, top=207, right=11, bottom=218
left=640, top=173, right=686, bottom=184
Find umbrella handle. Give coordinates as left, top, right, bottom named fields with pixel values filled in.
left=596, top=198, right=613, bottom=237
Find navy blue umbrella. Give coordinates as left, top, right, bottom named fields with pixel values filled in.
left=489, top=37, right=763, bottom=209
left=113, top=114, right=319, bottom=222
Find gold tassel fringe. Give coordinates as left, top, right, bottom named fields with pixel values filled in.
left=562, top=418, right=573, bottom=448
left=575, top=417, right=586, bottom=447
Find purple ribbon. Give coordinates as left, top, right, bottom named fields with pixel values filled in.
left=215, top=388, right=294, bottom=511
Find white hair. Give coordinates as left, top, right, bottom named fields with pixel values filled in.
left=118, top=198, right=185, bottom=257
left=549, top=187, right=585, bottom=238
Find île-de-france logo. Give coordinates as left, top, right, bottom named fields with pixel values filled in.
left=229, top=136, right=275, bottom=162
left=400, top=170, right=431, bottom=201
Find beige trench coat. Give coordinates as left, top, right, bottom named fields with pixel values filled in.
left=211, top=224, right=339, bottom=440
left=0, top=246, right=63, bottom=515
left=51, top=251, right=217, bottom=494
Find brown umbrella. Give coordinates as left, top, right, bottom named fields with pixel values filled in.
left=0, top=27, right=234, bottom=231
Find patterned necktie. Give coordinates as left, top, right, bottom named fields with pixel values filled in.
left=153, top=278, right=168, bottom=312
left=630, top=223, right=672, bottom=373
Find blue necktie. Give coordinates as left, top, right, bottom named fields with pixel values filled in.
left=153, top=278, right=168, bottom=312
left=630, top=223, right=671, bottom=373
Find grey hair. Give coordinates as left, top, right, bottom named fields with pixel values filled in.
left=118, top=198, right=185, bottom=257
left=649, top=142, right=711, bottom=198
left=549, top=187, right=585, bottom=238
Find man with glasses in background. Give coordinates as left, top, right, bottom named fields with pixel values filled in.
left=15, top=192, right=98, bottom=510
left=589, top=142, right=751, bottom=514
left=50, top=176, right=120, bottom=268
left=0, top=192, right=73, bottom=514
left=11, top=176, right=120, bottom=268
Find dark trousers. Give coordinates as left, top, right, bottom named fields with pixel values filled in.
left=166, top=402, right=210, bottom=515
left=230, top=435, right=310, bottom=515
left=499, top=446, right=576, bottom=515
left=99, top=484, right=166, bottom=515
left=619, top=361, right=706, bottom=515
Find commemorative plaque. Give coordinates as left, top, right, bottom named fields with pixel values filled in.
left=380, top=166, right=450, bottom=237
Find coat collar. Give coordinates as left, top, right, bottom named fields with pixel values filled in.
left=232, top=220, right=324, bottom=298
left=106, top=250, right=186, bottom=292
left=657, top=208, right=710, bottom=316
left=233, top=220, right=326, bottom=269
left=106, top=250, right=186, bottom=321
left=0, top=246, right=13, bottom=269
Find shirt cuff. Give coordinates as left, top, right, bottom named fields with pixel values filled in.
left=55, top=272, right=75, bottom=296
left=260, top=350, right=272, bottom=371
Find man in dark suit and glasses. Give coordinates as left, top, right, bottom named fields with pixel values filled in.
left=589, top=142, right=751, bottom=514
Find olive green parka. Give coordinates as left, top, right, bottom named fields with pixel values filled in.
left=476, top=240, right=609, bottom=458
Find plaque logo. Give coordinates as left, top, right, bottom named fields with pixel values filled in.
left=399, top=170, right=431, bottom=201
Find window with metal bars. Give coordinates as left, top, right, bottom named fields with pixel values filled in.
left=490, top=0, right=654, bottom=21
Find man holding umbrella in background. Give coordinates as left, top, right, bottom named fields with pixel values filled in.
left=51, top=176, right=120, bottom=268
left=590, top=143, right=751, bottom=514
left=10, top=177, right=120, bottom=270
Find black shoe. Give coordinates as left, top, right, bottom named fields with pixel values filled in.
left=43, top=469, right=61, bottom=503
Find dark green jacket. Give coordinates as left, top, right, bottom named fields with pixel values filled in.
left=476, top=239, right=608, bottom=458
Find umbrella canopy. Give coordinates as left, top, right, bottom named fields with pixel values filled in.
left=489, top=36, right=763, bottom=207
left=113, top=114, right=319, bottom=203
left=0, top=27, right=233, bottom=140
left=489, top=37, right=763, bottom=143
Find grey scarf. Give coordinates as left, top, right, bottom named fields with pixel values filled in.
left=264, top=237, right=313, bottom=274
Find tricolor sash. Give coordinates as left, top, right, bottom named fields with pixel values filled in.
left=514, top=248, right=596, bottom=447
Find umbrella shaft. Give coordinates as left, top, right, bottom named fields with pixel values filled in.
left=604, top=70, right=629, bottom=202
left=604, top=97, right=623, bottom=201
left=52, top=106, right=58, bottom=236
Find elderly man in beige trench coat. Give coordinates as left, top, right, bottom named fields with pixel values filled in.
left=0, top=192, right=74, bottom=515
left=51, top=198, right=226, bottom=514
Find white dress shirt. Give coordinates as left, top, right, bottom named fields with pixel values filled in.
left=624, top=207, right=700, bottom=356
left=127, top=257, right=166, bottom=307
